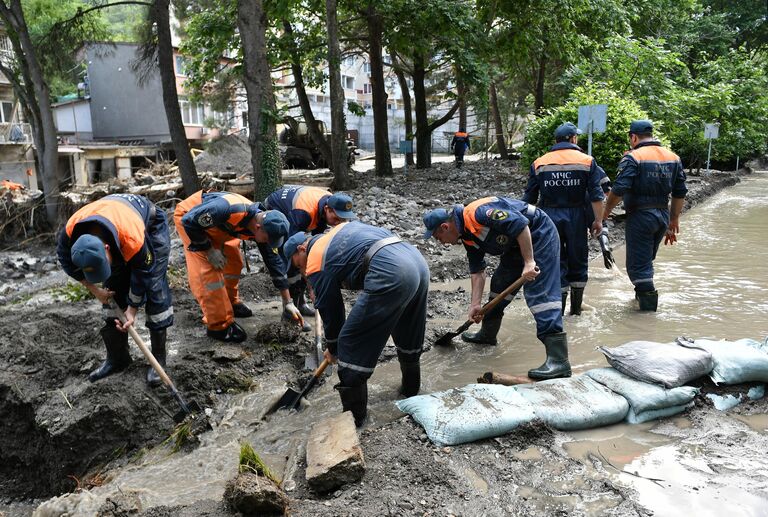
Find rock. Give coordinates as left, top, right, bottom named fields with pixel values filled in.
left=212, top=345, right=244, bottom=362
left=224, top=471, right=288, bottom=515
left=306, top=412, right=365, bottom=492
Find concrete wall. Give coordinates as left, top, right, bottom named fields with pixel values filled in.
left=86, top=44, right=171, bottom=143
left=0, top=145, right=36, bottom=188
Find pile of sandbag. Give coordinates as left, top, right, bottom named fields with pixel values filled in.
left=397, top=336, right=768, bottom=446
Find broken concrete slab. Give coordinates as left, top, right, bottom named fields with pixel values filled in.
left=305, top=411, right=365, bottom=492
left=223, top=471, right=288, bottom=515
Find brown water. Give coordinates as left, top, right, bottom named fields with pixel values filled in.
left=35, top=173, right=768, bottom=516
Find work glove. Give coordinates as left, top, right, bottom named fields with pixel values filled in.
left=282, top=301, right=304, bottom=325
left=207, top=248, right=226, bottom=270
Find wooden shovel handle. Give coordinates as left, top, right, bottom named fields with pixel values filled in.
left=111, top=302, right=175, bottom=390
left=478, top=274, right=528, bottom=317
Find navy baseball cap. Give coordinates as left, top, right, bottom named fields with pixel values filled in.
left=422, top=208, right=452, bottom=239
left=554, top=122, right=582, bottom=140
left=327, top=193, right=356, bottom=219
left=71, top=234, right=110, bottom=283
left=283, top=232, right=309, bottom=261
left=629, top=120, right=653, bottom=134
left=262, top=210, right=289, bottom=249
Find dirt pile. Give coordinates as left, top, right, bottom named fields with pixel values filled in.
left=193, top=134, right=253, bottom=176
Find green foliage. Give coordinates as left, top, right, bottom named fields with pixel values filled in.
left=164, top=421, right=193, bottom=454
left=238, top=442, right=279, bottom=483
left=347, top=101, right=366, bottom=118
left=521, top=84, right=655, bottom=178
left=50, top=282, right=93, bottom=303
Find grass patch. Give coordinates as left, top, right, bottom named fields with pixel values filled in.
left=163, top=421, right=193, bottom=453
left=50, top=282, right=92, bottom=302
left=238, top=442, right=279, bottom=483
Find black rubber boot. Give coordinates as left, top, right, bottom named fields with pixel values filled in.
left=147, top=329, right=167, bottom=387
left=89, top=325, right=132, bottom=382
left=335, top=383, right=368, bottom=427
left=461, top=318, right=502, bottom=346
left=570, top=287, right=584, bottom=316
left=636, top=290, right=658, bottom=311
left=399, top=361, right=421, bottom=397
left=232, top=303, right=253, bottom=318
left=207, top=321, right=247, bottom=343
left=293, top=290, right=316, bottom=318
left=528, top=332, right=572, bottom=380
left=561, top=291, right=568, bottom=315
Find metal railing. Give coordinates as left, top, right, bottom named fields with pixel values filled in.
left=0, top=122, right=33, bottom=144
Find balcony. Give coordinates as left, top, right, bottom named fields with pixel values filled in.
left=0, top=122, right=33, bottom=144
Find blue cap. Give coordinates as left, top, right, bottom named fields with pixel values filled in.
left=554, top=122, right=582, bottom=140
left=71, top=234, right=110, bottom=283
left=422, top=208, right=452, bottom=239
left=327, top=193, right=356, bottom=219
left=262, top=210, right=289, bottom=249
left=283, top=232, right=309, bottom=262
left=629, top=119, right=653, bottom=134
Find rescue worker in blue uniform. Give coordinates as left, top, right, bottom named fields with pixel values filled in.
left=423, top=197, right=570, bottom=380
left=523, top=122, right=606, bottom=315
left=58, top=194, right=173, bottom=385
left=263, top=186, right=356, bottom=327
left=283, top=221, right=429, bottom=426
left=175, top=191, right=293, bottom=342
left=451, top=130, right=471, bottom=167
left=602, top=120, right=687, bottom=311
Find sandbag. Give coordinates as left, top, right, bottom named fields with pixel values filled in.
left=515, top=375, right=629, bottom=430
left=395, top=384, right=537, bottom=446
left=586, top=367, right=699, bottom=424
left=598, top=340, right=713, bottom=388
left=684, top=337, right=768, bottom=384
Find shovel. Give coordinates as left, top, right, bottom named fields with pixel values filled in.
left=111, top=302, right=202, bottom=423
left=267, top=356, right=331, bottom=415
left=303, top=311, right=324, bottom=370
left=598, top=228, right=616, bottom=269
left=434, top=273, right=529, bottom=347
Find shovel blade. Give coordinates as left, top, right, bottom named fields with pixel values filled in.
left=267, top=387, right=302, bottom=414
left=434, top=331, right=460, bottom=347
left=172, top=399, right=202, bottom=423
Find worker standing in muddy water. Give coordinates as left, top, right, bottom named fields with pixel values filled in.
left=175, top=191, right=294, bottom=343
left=57, top=193, right=173, bottom=385
left=423, top=197, right=570, bottom=380
left=263, top=185, right=357, bottom=330
left=283, top=221, right=429, bottom=427
left=602, top=120, right=687, bottom=311
left=523, top=122, right=606, bottom=315
left=451, top=129, right=471, bottom=167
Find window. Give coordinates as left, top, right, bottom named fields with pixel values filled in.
left=343, top=75, right=355, bottom=90
left=363, top=83, right=372, bottom=94
left=315, top=94, right=326, bottom=104
left=175, top=55, right=188, bottom=76
left=179, top=97, right=204, bottom=125
left=363, top=62, right=372, bottom=74
left=0, top=101, right=13, bottom=123
left=343, top=56, right=355, bottom=68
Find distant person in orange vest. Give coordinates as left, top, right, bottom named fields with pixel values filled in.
left=57, top=194, right=173, bottom=385
left=175, top=191, right=293, bottom=343
left=603, top=120, right=687, bottom=311
left=451, top=129, right=471, bottom=168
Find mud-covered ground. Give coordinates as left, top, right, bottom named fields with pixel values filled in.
left=0, top=160, right=757, bottom=516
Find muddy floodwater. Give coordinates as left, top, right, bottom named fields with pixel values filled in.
left=9, top=172, right=768, bottom=516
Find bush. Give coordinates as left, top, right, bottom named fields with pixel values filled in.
left=521, top=84, right=661, bottom=180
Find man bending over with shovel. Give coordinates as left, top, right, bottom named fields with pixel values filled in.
left=175, top=191, right=292, bottom=343
left=57, top=194, right=173, bottom=385
left=422, top=196, right=570, bottom=380
left=283, top=221, right=430, bottom=426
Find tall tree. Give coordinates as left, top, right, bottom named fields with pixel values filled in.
left=325, top=0, right=349, bottom=188
left=391, top=52, right=414, bottom=166
left=489, top=81, right=507, bottom=159
left=237, top=0, right=281, bottom=200
left=363, top=2, right=392, bottom=176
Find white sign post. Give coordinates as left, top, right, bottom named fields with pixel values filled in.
left=577, top=104, right=607, bottom=156
left=704, top=123, right=720, bottom=173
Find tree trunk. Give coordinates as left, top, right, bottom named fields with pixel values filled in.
left=489, top=82, right=508, bottom=159
left=391, top=53, right=413, bottom=166
left=325, top=0, right=349, bottom=189
left=412, top=54, right=430, bottom=168
left=458, top=86, right=467, bottom=132
left=154, top=0, right=199, bottom=196
left=534, top=53, right=547, bottom=113
left=283, top=20, right=333, bottom=170
left=1, top=0, right=59, bottom=224
left=237, top=0, right=281, bottom=200
left=365, top=5, right=392, bottom=176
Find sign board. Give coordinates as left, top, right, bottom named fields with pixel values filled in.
left=577, top=104, right=608, bottom=134
left=399, top=140, right=413, bottom=153
left=704, top=123, right=720, bottom=139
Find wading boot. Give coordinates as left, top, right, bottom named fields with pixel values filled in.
left=570, top=287, right=584, bottom=316
left=636, top=290, right=658, bottom=312
left=528, top=332, right=572, bottom=380
left=207, top=321, right=247, bottom=343
left=89, top=325, right=132, bottom=382
left=461, top=318, right=502, bottom=346
left=399, top=361, right=421, bottom=397
left=561, top=291, right=568, bottom=315
left=232, top=302, right=253, bottom=318
left=293, top=290, right=316, bottom=318
left=147, top=329, right=167, bottom=387
left=335, top=383, right=368, bottom=427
